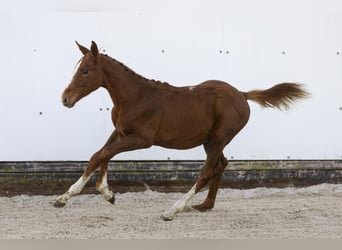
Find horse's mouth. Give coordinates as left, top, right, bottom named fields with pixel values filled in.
left=64, top=103, right=75, bottom=108
left=62, top=96, right=76, bottom=108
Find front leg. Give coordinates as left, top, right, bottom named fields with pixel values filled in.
left=54, top=150, right=102, bottom=207
left=54, top=130, right=153, bottom=207
left=93, top=132, right=153, bottom=203
left=54, top=131, right=120, bottom=207
left=96, top=169, right=115, bottom=204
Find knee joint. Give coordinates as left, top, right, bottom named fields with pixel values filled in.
left=99, top=148, right=111, bottom=161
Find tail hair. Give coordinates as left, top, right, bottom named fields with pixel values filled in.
left=243, top=83, right=310, bottom=110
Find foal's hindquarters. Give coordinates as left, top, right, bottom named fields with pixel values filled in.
left=161, top=86, right=251, bottom=220
left=160, top=82, right=310, bottom=220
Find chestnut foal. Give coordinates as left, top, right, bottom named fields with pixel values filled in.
left=55, top=41, right=309, bottom=221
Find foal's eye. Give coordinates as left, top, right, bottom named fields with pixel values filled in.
left=81, top=69, right=88, bottom=75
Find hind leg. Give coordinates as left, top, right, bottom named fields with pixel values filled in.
left=160, top=147, right=223, bottom=221
left=192, top=154, right=227, bottom=212
left=161, top=106, right=247, bottom=220
left=190, top=126, right=234, bottom=212
left=160, top=183, right=197, bottom=221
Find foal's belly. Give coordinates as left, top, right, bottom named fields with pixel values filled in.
left=154, top=121, right=211, bottom=149
left=155, top=136, right=206, bottom=150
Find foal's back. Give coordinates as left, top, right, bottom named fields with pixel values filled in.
left=152, top=80, right=250, bottom=149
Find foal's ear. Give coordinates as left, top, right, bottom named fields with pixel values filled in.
left=90, top=41, right=99, bottom=57
left=75, top=41, right=89, bottom=55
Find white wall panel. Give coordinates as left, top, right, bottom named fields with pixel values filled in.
left=1, top=0, right=341, bottom=160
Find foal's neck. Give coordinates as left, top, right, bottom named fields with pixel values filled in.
left=101, top=55, right=158, bottom=107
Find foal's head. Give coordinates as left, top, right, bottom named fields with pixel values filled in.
left=62, top=41, right=104, bottom=108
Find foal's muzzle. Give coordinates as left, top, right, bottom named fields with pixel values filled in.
left=61, top=90, right=75, bottom=108
left=62, top=97, right=75, bottom=108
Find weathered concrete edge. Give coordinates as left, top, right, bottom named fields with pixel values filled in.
left=1, top=160, right=342, bottom=195
left=1, top=160, right=342, bottom=172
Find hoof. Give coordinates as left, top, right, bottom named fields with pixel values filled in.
left=108, top=195, right=115, bottom=204
left=54, top=200, right=66, bottom=208
left=160, top=214, right=174, bottom=221
left=183, top=205, right=192, bottom=212
left=192, top=204, right=212, bottom=212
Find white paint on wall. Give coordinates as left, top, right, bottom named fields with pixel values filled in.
left=1, top=0, right=341, bottom=160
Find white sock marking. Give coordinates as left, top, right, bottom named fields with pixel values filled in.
left=96, top=172, right=113, bottom=201
left=161, top=184, right=197, bottom=220
left=56, top=175, right=91, bottom=205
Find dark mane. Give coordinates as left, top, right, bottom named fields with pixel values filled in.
left=103, top=54, right=168, bottom=85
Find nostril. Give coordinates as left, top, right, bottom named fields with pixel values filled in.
left=62, top=97, right=69, bottom=105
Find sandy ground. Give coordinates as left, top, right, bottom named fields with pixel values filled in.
left=1, top=183, right=342, bottom=239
